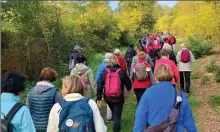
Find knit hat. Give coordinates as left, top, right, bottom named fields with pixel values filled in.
left=1, top=71, right=26, bottom=95
left=114, top=49, right=120, bottom=54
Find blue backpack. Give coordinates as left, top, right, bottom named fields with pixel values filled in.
left=58, top=98, right=95, bottom=132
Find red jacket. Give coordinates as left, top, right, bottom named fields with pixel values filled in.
left=115, top=54, right=127, bottom=72
left=132, top=59, right=152, bottom=89
left=155, top=58, right=180, bottom=84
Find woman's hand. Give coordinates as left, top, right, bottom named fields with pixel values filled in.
left=97, top=100, right=102, bottom=107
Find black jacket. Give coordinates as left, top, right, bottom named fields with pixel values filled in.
left=169, top=51, right=177, bottom=65
left=97, top=65, right=132, bottom=103
left=125, top=47, right=137, bottom=63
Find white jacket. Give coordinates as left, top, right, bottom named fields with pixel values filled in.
left=47, top=93, right=107, bottom=132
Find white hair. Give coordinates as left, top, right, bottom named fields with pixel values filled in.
left=162, top=43, right=173, bottom=52
left=104, top=53, right=113, bottom=60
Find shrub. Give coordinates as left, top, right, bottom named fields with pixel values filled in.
left=214, top=68, right=220, bottom=82
left=208, top=95, right=220, bottom=114
left=201, top=75, right=210, bottom=86
left=188, top=35, right=214, bottom=58
left=191, top=72, right=201, bottom=79
left=206, top=61, right=219, bottom=73
left=205, top=60, right=220, bottom=82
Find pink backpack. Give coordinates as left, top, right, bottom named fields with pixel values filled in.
left=105, top=68, right=121, bottom=97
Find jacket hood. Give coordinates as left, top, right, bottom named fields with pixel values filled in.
left=33, top=81, right=55, bottom=93
left=102, top=59, right=109, bottom=63
left=74, top=63, right=90, bottom=74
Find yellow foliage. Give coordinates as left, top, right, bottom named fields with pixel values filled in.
left=117, top=8, right=142, bottom=34
left=155, top=1, right=219, bottom=43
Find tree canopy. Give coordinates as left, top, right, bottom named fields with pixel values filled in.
left=1, top=1, right=219, bottom=79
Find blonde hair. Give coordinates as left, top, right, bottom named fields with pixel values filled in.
left=154, top=64, right=173, bottom=82
left=136, top=46, right=143, bottom=53
left=114, top=49, right=120, bottom=54
left=162, top=43, right=173, bottom=52
left=180, top=42, right=187, bottom=49
left=108, top=55, right=119, bottom=66
left=137, top=51, right=146, bottom=59
left=61, top=75, right=84, bottom=97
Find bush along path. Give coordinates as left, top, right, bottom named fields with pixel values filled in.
left=190, top=47, right=220, bottom=132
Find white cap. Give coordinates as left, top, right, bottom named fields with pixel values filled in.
left=74, top=45, right=83, bottom=50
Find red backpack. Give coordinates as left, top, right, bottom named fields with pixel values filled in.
left=105, top=68, right=121, bottom=97
left=180, top=49, right=191, bottom=63
left=169, top=37, right=175, bottom=44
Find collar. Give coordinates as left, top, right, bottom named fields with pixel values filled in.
left=1, top=93, right=20, bottom=102
left=161, top=57, right=169, bottom=59
left=157, top=81, right=173, bottom=85
left=103, top=59, right=109, bottom=63
left=63, top=93, right=84, bottom=101
left=36, top=81, right=54, bottom=87
left=75, top=63, right=86, bottom=66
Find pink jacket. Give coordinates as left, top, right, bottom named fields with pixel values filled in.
left=155, top=58, right=180, bottom=84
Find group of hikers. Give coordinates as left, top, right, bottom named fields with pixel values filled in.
left=1, top=31, right=198, bottom=132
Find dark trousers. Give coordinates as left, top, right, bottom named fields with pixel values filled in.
left=127, top=62, right=132, bottom=75
left=180, top=71, right=191, bottom=93
left=107, top=102, right=124, bottom=132
left=134, top=89, right=146, bottom=104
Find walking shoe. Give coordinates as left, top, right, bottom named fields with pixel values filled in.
left=185, top=93, right=190, bottom=98
left=106, top=118, right=113, bottom=123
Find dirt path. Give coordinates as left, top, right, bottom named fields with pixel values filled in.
left=192, top=48, right=220, bottom=132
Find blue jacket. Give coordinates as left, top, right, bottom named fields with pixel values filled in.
left=1, top=93, right=36, bottom=132
left=95, top=60, right=108, bottom=84
left=133, top=81, right=197, bottom=132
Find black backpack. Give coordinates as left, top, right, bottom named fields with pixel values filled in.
left=1, top=103, right=24, bottom=132
left=125, top=48, right=136, bottom=63
left=149, top=48, right=158, bottom=60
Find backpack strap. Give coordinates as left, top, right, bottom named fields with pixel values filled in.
left=116, top=68, right=121, bottom=73
left=78, top=68, right=90, bottom=76
left=5, top=103, right=24, bottom=124
left=105, top=68, right=110, bottom=73
left=174, top=89, right=182, bottom=109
